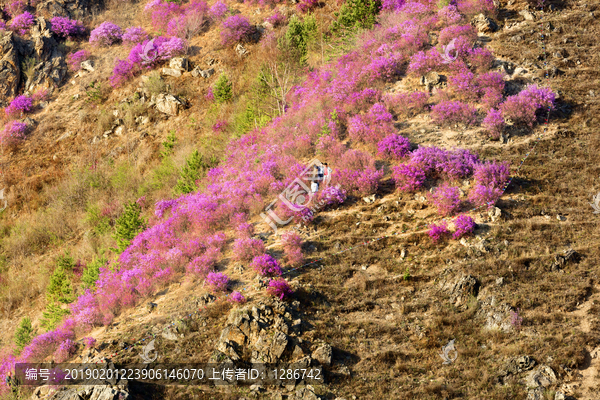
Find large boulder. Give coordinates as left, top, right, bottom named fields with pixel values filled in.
left=0, top=31, right=20, bottom=104
left=25, top=17, right=68, bottom=93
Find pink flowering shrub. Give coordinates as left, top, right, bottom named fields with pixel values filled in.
left=409, top=146, right=478, bottom=180
left=438, top=24, right=477, bottom=46
left=4, top=95, right=32, bottom=119
left=266, top=279, right=293, bottom=300
left=500, top=84, right=555, bottom=127
left=122, top=26, right=149, bottom=44
left=472, top=161, right=510, bottom=190
left=452, top=214, right=475, bottom=239
left=49, top=17, right=86, bottom=38
left=392, top=163, right=426, bottom=192
left=482, top=108, right=504, bottom=139
left=281, top=231, right=303, bottom=267
left=53, top=339, right=76, bottom=363
left=251, top=254, right=283, bottom=277
left=109, top=59, right=136, bottom=87
left=221, top=15, right=255, bottom=46
left=232, top=237, right=265, bottom=263
left=437, top=5, right=462, bottom=26
left=384, top=91, right=429, bottom=117
left=428, top=184, right=461, bottom=216
left=83, top=337, right=96, bottom=349
left=297, top=0, right=318, bottom=13
left=1, top=121, right=27, bottom=144
left=167, top=0, right=208, bottom=39
left=4, top=0, right=27, bottom=17
left=228, top=291, right=246, bottom=304
left=205, top=271, right=229, bottom=293
left=187, top=248, right=221, bottom=275
left=149, top=2, right=181, bottom=32
left=32, top=88, right=49, bottom=102
left=9, top=11, right=34, bottom=35
left=318, top=185, right=347, bottom=207
left=467, top=47, right=494, bottom=72
left=347, top=103, right=394, bottom=145
left=89, top=21, right=122, bottom=46
left=428, top=221, right=449, bottom=243
left=407, top=48, right=443, bottom=76
left=377, top=134, right=411, bottom=160
left=235, top=222, right=254, bottom=238
left=209, top=1, right=228, bottom=20
left=266, top=11, right=287, bottom=27
left=468, top=184, right=502, bottom=208
left=457, top=0, right=496, bottom=18
left=67, top=49, right=90, bottom=71
left=430, top=100, right=477, bottom=127
left=382, top=0, right=406, bottom=11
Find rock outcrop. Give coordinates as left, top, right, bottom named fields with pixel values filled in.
left=0, top=31, right=20, bottom=104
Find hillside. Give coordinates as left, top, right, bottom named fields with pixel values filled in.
left=0, top=0, right=599, bottom=398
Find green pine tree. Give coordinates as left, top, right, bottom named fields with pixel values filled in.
left=46, top=265, right=75, bottom=305
left=81, top=254, right=107, bottom=291
left=284, top=14, right=317, bottom=64
left=174, top=150, right=218, bottom=195
left=40, top=303, right=70, bottom=332
left=113, top=202, right=146, bottom=253
left=214, top=74, right=233, bottom=103
left=333, top=0, right=381, bottom=31
left=14, top=316, right=34, bottom=352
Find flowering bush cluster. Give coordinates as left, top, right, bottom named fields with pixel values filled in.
left=209, top=1, right=228, bottom=20
left=9, top=11, right=34, bottom=35
left=500, top=84, right=555, bottom=127
left=392, top=163, right=426, bottom=192
left=280, top=232, right=303, bottom=267
left=67, top=50, right=90, bottom=71
left=221, top=15, right=255, bottom=46
left=452, top=214, right=475, bottom=239
left=228, top=291, right=246, bottom=304
left=53, top=339, right=76, bottom=363
left=89, top=21, right=122, bottom=46
left=428, top=221, right=449, bottom=243
left=122, top=26, right=149, bottom=45
left=110, top=36, right=186, bottom=87
left=4, top=95, right=32, bottom=119
left=428, top=184, right=461, bottom=216
left=205, top=271, right=229, bottom=293
left=482, top=108, right=504, bottom=139
left=384, top=91, right=429, bottom=117
left=1, top=121, right=27, bottom=144
left=251, top=254, right=283, bottom=277
left=377, top=134, right=411, bottom=160
left=348, top=103, right=394, bottom=145
left=430, top=100, right=477, bottom=126
left=49, top=16, right=85, bottom=38
left=4, top=0, right=27, bottom=17
left=266, top=11, right=287, bottom=27
left=318, top=185, right=347, bottom=207
left=232, top=237, right=265, bottom=263
left=266, top=279, right=293, bottom=300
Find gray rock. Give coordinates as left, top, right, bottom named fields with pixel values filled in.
left=169, top=57, right=188, bottom=71
left=200, top=68, right=215, bottom=78
left=526, top=365, right=557, bottom=388
left=554, top=392, right=577, bottom=400
left=436, top=269, right=480, bottom=307
left=270, top=331, right=289, bottom=361
left=236, top=43, right=248, bottom=57
left=312, top=343, right=332, bottom=366
left=162, top=326, right=179, bottom=341
left=519, top=9, right=535, bottom=21
left=472, top=13, right=498, bottom=33
left=25, top=18, right=68, bottom=94
left=198, top=293, right=216, bottom=306
left=155, top=93, right=184, bottom=116
left=526, top=387, right=545, bottom=400
left=294, top=385, right=319, bottom=400
left=363, top=194, right=376, bottom=204
left=161, top=68, right=182, bottom=77
left=80, top=60, right=95, bottom=72
left=550, top=249, right=580, bottom=271
left=0, top=31, right=22, bottom=103
left=146, top=302, right=157, bottom=313
left=488, top=206, right=501, bottom=222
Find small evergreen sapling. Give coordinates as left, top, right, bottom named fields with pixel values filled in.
left=113, top=202, right=146, bottom=253
left=14, top=317, right=34, bottom=352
